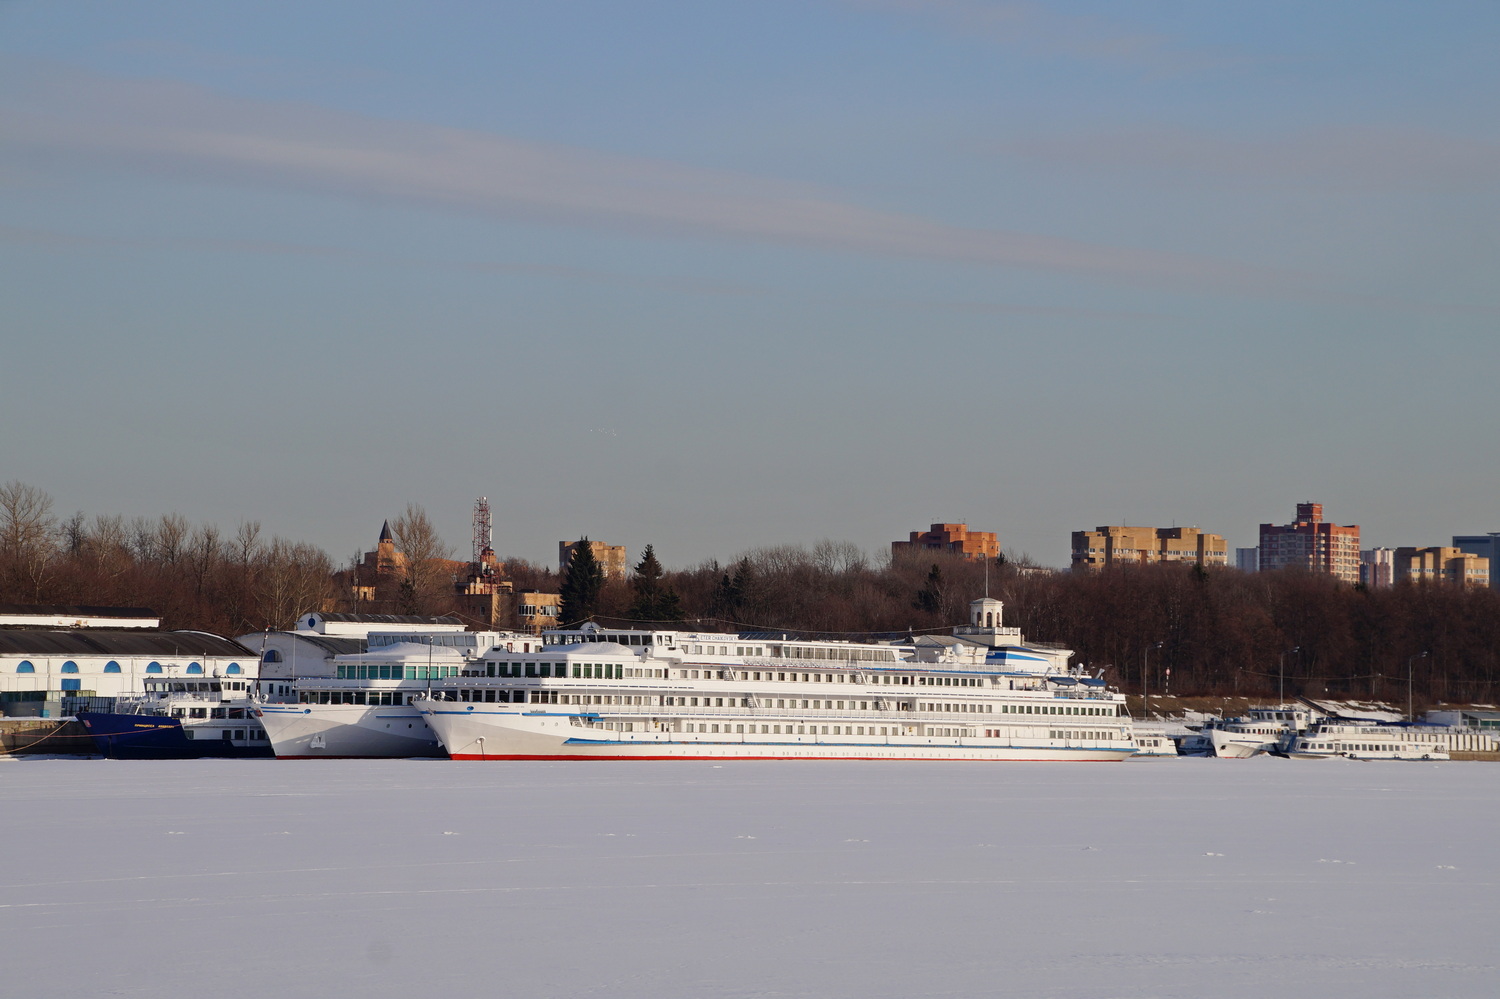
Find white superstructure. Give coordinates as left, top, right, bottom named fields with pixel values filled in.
left=416, top=600, right=1137, bottom=762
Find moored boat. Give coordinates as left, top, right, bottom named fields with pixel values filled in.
left=1285, top=719, right=1451, bottom=760
left=416, top=599, right=1138, bottom=762
left=77, top=675, right=270, bottom=759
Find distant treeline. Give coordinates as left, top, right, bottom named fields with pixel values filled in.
left=4, top=481, right=1497, bottom=706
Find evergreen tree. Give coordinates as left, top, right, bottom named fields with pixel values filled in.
left=559, top=537, right=605, bottom=624
left=629, top=544, right=685, bottom=623
left=914, top=563, right=943, bottom=614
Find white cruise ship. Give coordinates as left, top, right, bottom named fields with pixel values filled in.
left=415, top=598, right=1137, bottom=761
left=254, top=630, right=542, bottom=758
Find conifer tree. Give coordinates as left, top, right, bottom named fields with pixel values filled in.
left=629, top=544, right=685, bottom=622
left=559, top=537, right=605, bottom=624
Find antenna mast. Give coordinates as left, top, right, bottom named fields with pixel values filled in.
left=472, top=497, right=494, bottom=579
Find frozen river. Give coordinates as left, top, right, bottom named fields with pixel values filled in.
left=2, top=756, right=1494, bottom=998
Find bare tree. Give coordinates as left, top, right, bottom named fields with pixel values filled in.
left=391, top=503, right=454, bottom=615
left=0, top=481, right=58, bottom=600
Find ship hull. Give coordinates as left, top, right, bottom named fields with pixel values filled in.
left=255, top=703, right=446, bottom=758
left=76, top=712, right=271, bottom=759
left=422, top=707, right=1136, bottom=762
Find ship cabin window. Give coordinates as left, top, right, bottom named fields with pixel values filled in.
left=525, top=664, right=537, bottom=678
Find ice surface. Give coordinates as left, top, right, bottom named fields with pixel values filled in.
left=2, top=757, right=1494, bottom=999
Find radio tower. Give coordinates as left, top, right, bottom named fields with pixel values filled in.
left=472, top=497, right=494, bottom=579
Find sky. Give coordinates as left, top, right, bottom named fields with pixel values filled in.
left=3, top=1, right=1498, bottom=570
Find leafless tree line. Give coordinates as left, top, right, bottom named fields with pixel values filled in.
left=1, top=481, right=334, bottom=635
left=5, top=480, right=1497, bottom=706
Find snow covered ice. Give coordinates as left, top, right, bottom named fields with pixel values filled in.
left=2, top=757, right=1494, bottom=999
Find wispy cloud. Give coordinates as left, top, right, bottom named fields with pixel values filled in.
left=0, top=66, right=1297, bottom=294
left=994, top=126, right=1500, bottom=192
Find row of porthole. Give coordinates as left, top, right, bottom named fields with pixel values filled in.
left=12, top=661, right=243, bottom=674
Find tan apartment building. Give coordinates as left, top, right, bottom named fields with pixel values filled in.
left=559, top=539, right=628, bottom=581
left=1394, top=547, right=1491, bottom=587
left=1071, top=525, right=1228, bottom=569
left=892, top=523, right=999, bottom=560
left=1259, top=502, right=1361, bottom=584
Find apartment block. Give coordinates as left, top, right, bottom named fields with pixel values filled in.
left=1235, top=548, right=1259, bottom=572
left=1395, top=547, right=1491, bottom=587
left=1360, top=548, right=1396, bottom=588
left=1258, top=502, right=1361, bottom=584
left=892, top=523, right=999, bottom=560
left=559, top=539, right=628, bottom=581
left=1071, top=525, right=1228, bottom=569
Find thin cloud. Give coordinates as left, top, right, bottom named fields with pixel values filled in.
left=0, top=67, right=1296, bottom=294
left=995, top=126, right=1500, bottom=192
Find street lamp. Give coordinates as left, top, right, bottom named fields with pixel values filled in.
left=1407, top=651, right=1429, bottom=722
left=1279, top=647, right=1300, bottom=706
left=1143, top=642, right=1164, bottom=719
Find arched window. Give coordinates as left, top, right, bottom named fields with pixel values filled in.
left=17, top=661, right=35, bottom=673
left=226, top=663, right=242, bottom=674
left=146, top=662, right=163, bottom=674
left=61, top=661, right=80, bottom=673
left=263, top=650, right=282, bottom=664
left=186, top=663, right=204, bottom=675
left=104, top=661, right=122, bottom=673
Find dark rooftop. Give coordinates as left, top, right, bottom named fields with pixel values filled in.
left=0, top=630, right=254, bottom=658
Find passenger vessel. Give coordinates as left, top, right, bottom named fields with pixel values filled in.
left=77, top=675, right=271, bottom=758
left=253, top=630, right=541, bottom=758
left=1284, top=720, right=1451, bottom=760
left=416, top=598, right=1138, bottom=761
left=1203, top=704, right=1322, bottom=758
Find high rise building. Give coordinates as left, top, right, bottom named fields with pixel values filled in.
left=1071, top=526, right=1228, bottom=570
left=1360, top=548, right=1396, bottom=588
left=1395, top=547, right=1491, bottom=587
left=1452, top=533, right=1500, bottom=590
left=892, top=523, right=999, bottom=560
left=1258, top=502, right=1360, bottom=584
left=1235, top=548, right=1259, bottom=572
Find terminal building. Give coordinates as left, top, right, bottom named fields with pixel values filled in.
left=0, top=605, right=256, bottom=717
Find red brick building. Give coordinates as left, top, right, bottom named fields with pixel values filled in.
left=1258, top=503, right=1361, bottom=584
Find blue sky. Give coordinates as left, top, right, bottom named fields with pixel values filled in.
left=3, top=1, right=1497, bottom=569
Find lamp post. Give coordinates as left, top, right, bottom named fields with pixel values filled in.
left=1407, top=651, right=1428, bottom=722
left=1143, top=642, right=1164, bottom=719
left=1279, top=646, right=1300, bottom=706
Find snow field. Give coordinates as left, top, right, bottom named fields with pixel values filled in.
left=1, top=757, right=1494, bottom=999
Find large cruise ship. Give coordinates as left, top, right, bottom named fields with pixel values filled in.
left=415, top=598, right=1137, bottom=761
left=254, top=629, right=542, bottom=758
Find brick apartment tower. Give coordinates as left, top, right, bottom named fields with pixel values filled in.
left=1258, top=502, right=1361, bottom=584
left=892, top=523, right=999, bottom=560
